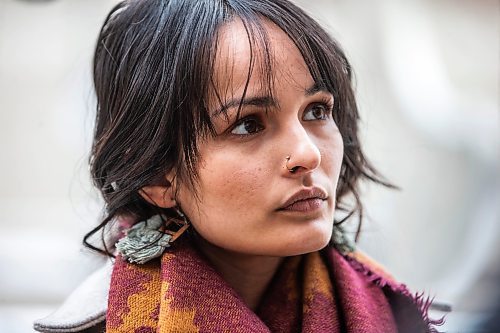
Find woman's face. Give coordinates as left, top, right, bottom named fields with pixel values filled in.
left=176, top=19, right=344, bottom=257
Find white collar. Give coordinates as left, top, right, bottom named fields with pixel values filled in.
left=33, top=260, right=112, bottom=332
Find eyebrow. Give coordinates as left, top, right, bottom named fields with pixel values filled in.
left=211, top=82, right=329, bottom=118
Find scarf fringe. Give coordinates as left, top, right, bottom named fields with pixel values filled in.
left=344, top=255, right=446, bottom=333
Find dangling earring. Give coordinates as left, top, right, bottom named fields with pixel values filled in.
left=331, top=223, right=356, bottom=255
left=115, top=208, right=190, bottom=264
left=161, top=207, right=190, bottom=242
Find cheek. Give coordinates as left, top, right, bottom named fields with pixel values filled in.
left=203, top=165, right=265, bottom=205
left=320, top=131, right=344, bottom=181
left=179, top=148, right=271, bottom=230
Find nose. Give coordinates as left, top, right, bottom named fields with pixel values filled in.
left=282, top=123, right=321, bottom=176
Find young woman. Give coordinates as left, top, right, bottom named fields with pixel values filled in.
left=35, top=0, right=444, bottom=332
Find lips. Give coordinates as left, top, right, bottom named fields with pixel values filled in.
left=278, top=187, right=328, bottom=212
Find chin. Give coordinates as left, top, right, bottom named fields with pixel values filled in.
left=294, top=236, right=331, bottom=256
left=282, top=224, right=333, bottom=256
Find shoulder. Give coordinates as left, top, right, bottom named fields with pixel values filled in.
left=33, top=260, right=112, bottom=333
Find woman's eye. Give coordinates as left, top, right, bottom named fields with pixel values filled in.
left=303, top=103, right=331, bottom=121
left=230, top=117, right=264, bottom=135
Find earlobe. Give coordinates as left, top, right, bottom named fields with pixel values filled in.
left=139, top=185, right=177, bottom=208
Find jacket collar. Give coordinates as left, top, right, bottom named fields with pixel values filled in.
left=33, top=260, right=112, bottom=333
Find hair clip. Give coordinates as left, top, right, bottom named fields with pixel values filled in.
left=111, top=181, right=119, bottom=191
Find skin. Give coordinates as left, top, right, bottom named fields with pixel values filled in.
left=142, top=18, right=344, bottom=311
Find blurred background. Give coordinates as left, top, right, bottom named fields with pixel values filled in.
left=0, top=0, right=498, bottom=331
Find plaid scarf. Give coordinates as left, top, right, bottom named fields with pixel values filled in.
left=106, top=237, right=442, bottom=332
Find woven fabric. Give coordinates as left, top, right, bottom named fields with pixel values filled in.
left=106, top=238, right=424, bottom=333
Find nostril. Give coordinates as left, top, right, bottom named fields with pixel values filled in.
left=285, top=156, right=301, bottom=173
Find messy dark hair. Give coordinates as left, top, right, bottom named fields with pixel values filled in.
left=84, top=0, right=394, bottom=255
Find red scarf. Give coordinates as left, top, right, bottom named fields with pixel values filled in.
left=106, top=238, right=442, bottom=332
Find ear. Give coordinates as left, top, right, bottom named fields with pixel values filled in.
left=139, top=174, right=177, bottom=209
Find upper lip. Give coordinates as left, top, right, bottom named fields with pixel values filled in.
left=279, top=187, right=328, bottom=210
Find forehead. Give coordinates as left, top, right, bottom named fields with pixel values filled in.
left=210, top=17, right=312, bottom=102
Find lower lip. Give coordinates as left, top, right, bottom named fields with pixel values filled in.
left=280, top=198, right=325, bottom=212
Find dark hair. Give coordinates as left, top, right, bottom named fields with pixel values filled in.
left=84, top=0, right=394, bottom=255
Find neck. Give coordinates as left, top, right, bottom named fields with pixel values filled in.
left=195, top=237, right=284, bottom=311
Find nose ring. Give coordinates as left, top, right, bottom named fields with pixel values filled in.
left=285, top=156, right=298, bottom=173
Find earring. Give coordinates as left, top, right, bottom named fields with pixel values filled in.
left=285, top=155, right=298, bottom=173
left=162, top=208, right=190, bottom=242
left=115, top=208, right=190, bottom=264
left=331, top=223, right=356, bottom=255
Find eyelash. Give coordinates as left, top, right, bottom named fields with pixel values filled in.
left=228, top=98, right=334, bottom=138
left=307, top=97, right=334, bottom=120
left=229, top=115, right=265, bottom=138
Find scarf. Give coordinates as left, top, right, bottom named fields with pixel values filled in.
left=106, top=237, right=443, bottom=333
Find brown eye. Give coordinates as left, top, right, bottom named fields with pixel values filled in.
left=230, top=117, right=264, bottom=135
left=303, top=103, right=329, bottom=121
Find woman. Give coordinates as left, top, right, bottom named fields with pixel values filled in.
left=35, top=0, right=444, bottom=332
